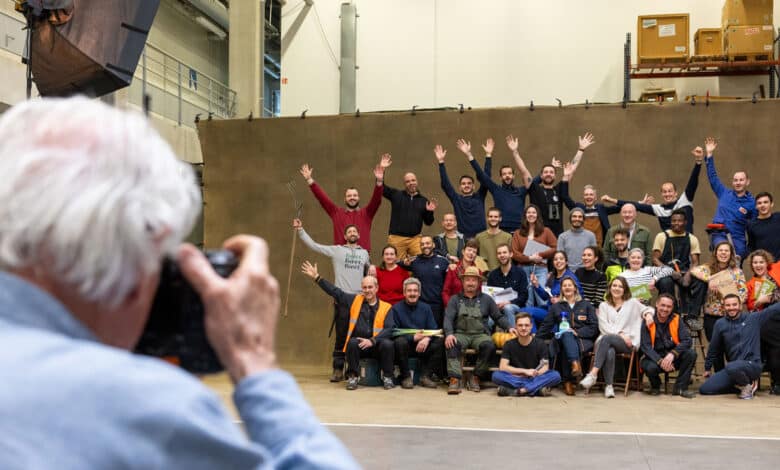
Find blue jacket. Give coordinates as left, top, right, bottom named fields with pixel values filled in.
left=390, top=300, right=438, bottom=330
left=439, top=160, right=490, bottom=239
left=705, top=303, right=780, bottom=371
left=560, top=181, right=620, bottom=245
left=534, top=269, right=583, bottom=302
left=486, top=265, right=530, bottom=308
left=470, top=159, right=527, bottom=232
left=706, top=157, right=756, bottom=257
left=403, top=254, right=450, bottom=306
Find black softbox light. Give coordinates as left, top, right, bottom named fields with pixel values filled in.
left=29, top=0, right=160, bottom=97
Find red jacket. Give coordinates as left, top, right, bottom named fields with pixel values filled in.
left=441, top=261, right=486, bottom=307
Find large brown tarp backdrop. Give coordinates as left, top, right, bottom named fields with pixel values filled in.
left=198, top=101, right=779, bottom=368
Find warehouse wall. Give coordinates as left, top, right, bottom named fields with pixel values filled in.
left=198, top=100, right=780, bottom=368
left=281, top=0, right=778, bottom=116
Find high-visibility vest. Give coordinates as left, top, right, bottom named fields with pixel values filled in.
left=647, top=314, right=680, bottom=348
left=342, top=295, right=392, bottom=352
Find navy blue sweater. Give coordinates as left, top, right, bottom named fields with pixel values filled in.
left=439, top=160, right=490, bottom=239
left=403, top=254, right=450, bottom=306
left=470, top=159, right=527, bottom=232
left=390, top=300, right=438, bottom=330
left=705, top=303, right=780, bottom=371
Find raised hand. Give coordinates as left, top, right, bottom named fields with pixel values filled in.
left=551, top=156, right=562, bottom=168
left=434, top=144, right=447, bottom=163
left=530, top=272, right=539, bottom=287
left=380, top=153, right=393, bottom=169
left=562, top=162, right=575, bottom=179
left=368, top=264, right=377, bottom=278
left=482, top=138, right=495, bottom=155
left=373, top=164, right=384, bottom=180
left=601, top=194, right=617, bottom=204
left=299, top=163, right=313, bottom=181
left=704, top=137, right=717, bottom=156
left=640, top=193, right=655, bottom=204
left=292, top=218, right=303, bottom=230
left=455, top=138, right=472, bottom=155
left=691, top=146, right=704, bottom=163
left=426, top=197, right=438, bottom=212
left=300, top=260, right=319, bottom=279
left=578, top=132, right=595, bottom=150
left=505, top=135, right=519, bottom=152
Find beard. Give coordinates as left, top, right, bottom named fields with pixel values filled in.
left=346, top=201, right=359, bottom=209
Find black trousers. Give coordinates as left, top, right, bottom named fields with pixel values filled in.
left=345, top=337, right=394, bottom=377
left=641, top=349, right=697, bottom=392
left=655, top=276, right=690, bottom=315
left=394, top=335, right=444, bottom=379
left=332, top=302, right=350, bottom=370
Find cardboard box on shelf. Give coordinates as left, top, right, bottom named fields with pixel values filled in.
left=694, top=28, right=724, bottom=56
left=722, top=0, right=773, bottom=27
left=637, top=13, right=690, bottom=64
left=724, top=24, right=775, bottom=57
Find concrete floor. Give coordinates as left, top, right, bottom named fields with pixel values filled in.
left=203, top=367, right=780, bottom=468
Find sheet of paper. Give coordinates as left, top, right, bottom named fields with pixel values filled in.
left=523, top=239, right=550, bottom=257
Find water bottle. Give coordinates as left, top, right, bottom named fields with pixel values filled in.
left=555, top=312, right=570, bottom=338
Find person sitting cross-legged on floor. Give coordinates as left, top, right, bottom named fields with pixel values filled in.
left=390, top=277, right=444, bottom=389
left=493, top=312, right=562, bottom=397
left=443, top=266, right=516, bottom=394
left=639, top=294, right=697, bottom=398
left=302, top=261, right=396, bottom=391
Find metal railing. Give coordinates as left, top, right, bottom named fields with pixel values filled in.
left=0, top=10, right=237, bottom=127
left=131, top=43, right=237, bottom=126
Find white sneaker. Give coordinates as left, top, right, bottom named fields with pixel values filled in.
left=579, top=373, right=596, bottom=391
left=604, top=385, right=615, bottom=398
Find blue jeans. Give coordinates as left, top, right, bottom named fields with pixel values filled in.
left=699, top=360, right=762, bottom=395
left=522, top=265, right=548, bottom=307
left=492, top=370, right=561, bottom=395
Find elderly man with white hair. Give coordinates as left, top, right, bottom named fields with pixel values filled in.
left=0, top=97, right=356, bottom=469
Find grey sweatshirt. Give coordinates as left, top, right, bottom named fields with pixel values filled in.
left=299, top=228, right=370, bottom=294
left=557, top=228, right=596, bottom=271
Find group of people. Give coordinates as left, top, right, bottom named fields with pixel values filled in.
left=297, top=132, right=780, bottom=400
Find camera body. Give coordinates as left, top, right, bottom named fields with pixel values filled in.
left=135, top=250, right=237, bottom=374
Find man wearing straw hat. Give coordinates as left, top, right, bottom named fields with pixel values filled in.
left=443, top=266, right=516, bottom=395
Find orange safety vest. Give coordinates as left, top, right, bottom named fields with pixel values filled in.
left=342, top=295, right=392, bottom=352
left=648, top=314, right=680, bottom=348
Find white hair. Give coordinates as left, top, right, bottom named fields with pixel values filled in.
left=0, top=97, right=201, bottom=308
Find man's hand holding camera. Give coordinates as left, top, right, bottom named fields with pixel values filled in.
left=179, top=235, right=279, bottom=384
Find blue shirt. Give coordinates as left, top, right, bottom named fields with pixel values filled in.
left=405, top=254, right=450, bottom=306
left=470, top=159, right=527, bottom=232
left=706, top=157, right=756, bottom=256
left=438, top=161, right=490, bottom=239
left=0, top=271, right=357, bottom=470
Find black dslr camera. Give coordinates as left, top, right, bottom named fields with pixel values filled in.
left=135, top=250, right=238, bottom=374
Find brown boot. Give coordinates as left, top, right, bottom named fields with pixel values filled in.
left=570, top=360, right=583, bottom=379
left=329, top=368, right=344, bottom=383
left=448, top=377, right=462, bottom=395
left=467, top=375, right=481, bottom=392
left=564, top=381, right=576, bottom=396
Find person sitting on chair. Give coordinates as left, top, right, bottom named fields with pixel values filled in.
left=640, top=294, right=697, bottom=398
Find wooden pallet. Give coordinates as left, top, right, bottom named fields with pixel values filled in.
left=690, top=54, right=727, bottom=63
left=638, top=56, right=689, bottom=66
left=728, top=53, right=772, bottom=63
